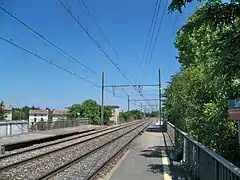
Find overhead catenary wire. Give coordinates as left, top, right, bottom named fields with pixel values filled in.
left=78, top=0, right=131, bottom=99
left=143, top=0, right=162, bottom=69
left=140, top=0, right=160, bottom=65
left=78, top=0, right=145, bottom=101
left=78, top=0, right=120, bottom=61
left=0, top=35, right=131, bottom=101
left=59, top=0, right=151, bottom=107
left=0, top=5, right=98, bottom=77
left=145, top=0, right=169, bottom=68
left=172, top=12, right=178, bottom=40
left=59, top=0, right=127, bottom=82
left=0, top=36, right=101, bottom=88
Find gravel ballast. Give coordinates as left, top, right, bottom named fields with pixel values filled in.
left=0, top=124, right=131, bottom=169
left=49, top=123, right=148, bottom=180
left=0, top=121, right=146, bottom=180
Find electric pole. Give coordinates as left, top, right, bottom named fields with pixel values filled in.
left=159, top=68, right=161, bottom=124
left=101, top=72, right=104, bottom=125
left=127, top=95, right=130, bottom=112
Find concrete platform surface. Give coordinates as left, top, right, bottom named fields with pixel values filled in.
left=109, top=123, right=188, bottom=180
left=0, top=125, right=103, bottom=146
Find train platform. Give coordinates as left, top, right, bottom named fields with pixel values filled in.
left=0, top=125, right=103, bottom=152
left=108, top=122, right=188, bottom=180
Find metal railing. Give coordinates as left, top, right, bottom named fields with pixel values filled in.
left=28, top=119, right=90, bottom=132
left=167, top=121, right=240, bottom=180
left=0, top=119, right=90, bottom=137
left=0, top=121, right=28, bottom=137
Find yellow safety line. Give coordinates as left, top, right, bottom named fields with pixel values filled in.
left=161, top=151, right=172, bottom=180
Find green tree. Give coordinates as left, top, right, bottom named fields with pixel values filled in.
left=0, top=101, right=7, bottom=120
left=164, top=4, right=240, bottom=166
left=119, top=110, right=144, bottom=122
left=68, top=100, right=114, bottom=125
left=12, top=106, right=40, bottom=120
left=149, top=111, right=159, bottom=117
left=12, top=108, right=25, bottom=120
left=80, top=99, right=100, bottom=124
left=68, top=104, right=82, bottom=119
left=68, top=100, right=100, bottom=124
left=103, top=106, right=114, bottom=125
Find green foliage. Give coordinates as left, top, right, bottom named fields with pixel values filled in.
left=68, top=104, right=82, bottom=119
left=168, top=0, right=239, bottom=14
left=146, top=111, right=159, bottom=117
left=164, top=4, right=240, bottom=166
left=103, top=106, right=114, bottom=125
left=119, top=110, right=145, bottom=122
left=0, top=101, right=7, bottom=120
left=68, top=99, right=113, bottom=125
left=77, top=99, right=100, bottom=124
left=12, top=106, right=40, bottom=120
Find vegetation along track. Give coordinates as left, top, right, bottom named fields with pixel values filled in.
left=0, top=120, right=149, bottom=180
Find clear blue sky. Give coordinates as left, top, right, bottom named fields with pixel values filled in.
left=0, top=0, right=198, bottom=110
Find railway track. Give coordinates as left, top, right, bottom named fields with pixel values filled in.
left=49, top=120, right=151, bottom=180
left=0, top=121, right=138, bottom=170
left=0, top=120, right=150, bottom=180
left=0, top=121, right=134, bottom=158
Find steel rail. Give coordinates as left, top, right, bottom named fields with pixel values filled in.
left=0, top=121, right=135, bottom=160
left=86, top=120, right=152, bottom=180
left=0, top=121, right=144, bottom=171
left=38, top=120, right=150, bottom=180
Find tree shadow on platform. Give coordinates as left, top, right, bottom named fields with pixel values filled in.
left=145, top=126, right=165, bottom=133
left=142, top=133, right=189, bottom=180
left=147, top=163, right=188, bottom=180
left=140, top=146, right=166, bottom=158
left=147, top=164, right=164, bottom=174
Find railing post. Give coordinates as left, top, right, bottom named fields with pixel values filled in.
left=21, top=123, right=23, bottom=133
left=9, top=123, right=12, bottom=136
left=183, top=137, right=186, bottom=162
left=214, top=160, right=218, bottom=180
left=185, top=139, right=189, bottom=168
left=5, top=123, right=8, bottom=136
left=0, top=145, right=5, bottom=155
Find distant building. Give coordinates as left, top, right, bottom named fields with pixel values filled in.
left=52, top=110, right=69, bottom=121
left=3, top=104, right=12, bottom=120
left=29, top=109, right=49, bottom=123
left=109, top=106, right=120, bottom=124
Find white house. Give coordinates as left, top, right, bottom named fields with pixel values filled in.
left=110, top=106, right=120, bottom=124
left=29, top=109, right=49, bottom=123
left=52, top=110, right=69, bottom=121
left=3, top=104, right=12, bottom=120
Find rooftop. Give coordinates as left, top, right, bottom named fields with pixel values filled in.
left=29, top=109, right=49, bottom=115
left=106, top=105, right=119, bottom=109
left=3, top=104, right=12, bottom=111
left=52, top=110, right=69, bottom=116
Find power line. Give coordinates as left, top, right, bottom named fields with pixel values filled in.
left=59, top=0, right=151, bottom=106
left=143, top=0, right=162, bottom=69
left=172, top=12, right=178, bottom=40
left=77, top=0, right=151, bottom=105
left=77, top=0, right=130, bottom=99
left=0, top=5, right=98, bottom=77
left=140, top=0, right=159, bottom=65
left=59, top=0, right=126, bottom=81
left=0, top=35, right=129, bottom=101
left=0, top=36, right=101, bottom=88
left=146, top=0, right=169, bottom=68
left=78, top=0, right=120, bottom=61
